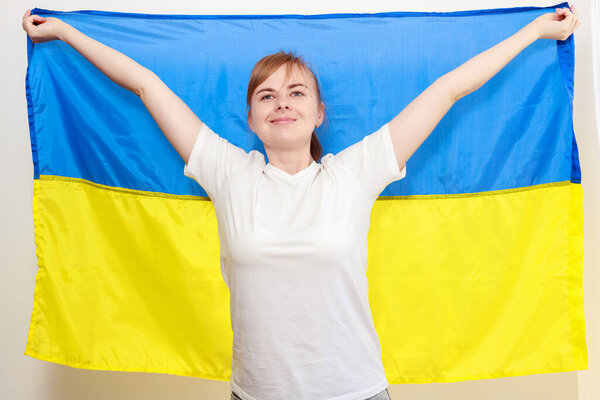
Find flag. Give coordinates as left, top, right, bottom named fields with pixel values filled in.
left=25, top=2, right=586, bottom=383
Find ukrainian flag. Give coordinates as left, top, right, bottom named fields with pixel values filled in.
left=25, top=3, right=586, bottom=383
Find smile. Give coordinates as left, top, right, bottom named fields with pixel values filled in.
left=271, top=119, right=296, bottom=125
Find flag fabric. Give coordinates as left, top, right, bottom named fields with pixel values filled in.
left=25, top=2, right=586, bottom=383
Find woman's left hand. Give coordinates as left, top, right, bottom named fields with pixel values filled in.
left=534, top=3, right=581, bottom=41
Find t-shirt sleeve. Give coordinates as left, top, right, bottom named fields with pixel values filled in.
left=331, top=122, right=406, bottom=201
left=183, top=122, right=251, bottom=199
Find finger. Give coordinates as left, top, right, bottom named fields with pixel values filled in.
left=23, top=9, right=31, bottom=22
left=563, top=13, right=574, bottom=37
left=569, top=5, right=580, bottom=28
left=556, top=8, right=568, bottom=19
left=568, top=10, right=577, bottom=31
left=569, top=4, right=578, bottom=16
left=23, top=18, right=34, bottom=32
left=566, top=14, right=576, bottom=38
left=571, top=4, right=579, bottom=19
left=563, top=10, right=574, bottom=25
left=26, top=15, right=44, bottom=28
left=25, top=14, right=40, bottom=29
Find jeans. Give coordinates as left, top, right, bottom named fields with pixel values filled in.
left=230, top=388, right=391, bottom=400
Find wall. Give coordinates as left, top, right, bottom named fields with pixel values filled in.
left=1, top=0, right=597, bottom=399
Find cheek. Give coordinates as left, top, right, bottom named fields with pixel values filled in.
left=251, top=108, right=266, bottom=122
left=256, top=104, right=270, bottom=116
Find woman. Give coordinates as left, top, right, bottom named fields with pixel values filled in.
left=22, top=6, right=580, bottom=400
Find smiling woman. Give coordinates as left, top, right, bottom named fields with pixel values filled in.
left=179, top=49, right=408, bottom=400
left=245, top=51, right=327, bottom=175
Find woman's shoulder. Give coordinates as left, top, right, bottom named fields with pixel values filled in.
left=319, top=153, right=336, bottom=164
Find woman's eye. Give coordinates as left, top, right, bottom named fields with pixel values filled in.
left=261, top=91, right=304, bottom=101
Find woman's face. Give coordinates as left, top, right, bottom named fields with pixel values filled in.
left=248, top=64, right=324, bottom=152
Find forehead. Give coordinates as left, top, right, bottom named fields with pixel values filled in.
left=258, top=64, right=312, bottom=90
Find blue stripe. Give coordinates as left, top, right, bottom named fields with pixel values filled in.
left=27, top=3, right=578, bottom=196
left=555, top=33, right=581, bottom=184
left=26, top=36, right=39, bottom=179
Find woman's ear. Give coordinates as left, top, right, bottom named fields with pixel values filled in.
left=317, top=102, right=325, bottom=127
left=247, top=114, right=254, bottom=132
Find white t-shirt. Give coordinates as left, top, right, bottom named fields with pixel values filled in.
left=184, top=122, right=406, bottom=400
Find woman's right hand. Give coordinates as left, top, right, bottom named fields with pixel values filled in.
left=22, top=9, right=64, bottom=43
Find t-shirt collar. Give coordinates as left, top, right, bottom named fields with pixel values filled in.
left=264, top=160, right=318, bottom=180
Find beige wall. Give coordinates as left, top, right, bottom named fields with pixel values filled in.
left=1, top=0, right=597, bottom=399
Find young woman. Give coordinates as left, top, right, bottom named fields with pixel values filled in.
left=22, top=6, right=580, bottom=400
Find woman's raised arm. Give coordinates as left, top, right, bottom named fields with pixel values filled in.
left=22, top=9, right=202, bottom=164
left=387, top=5, right=581, bottom=172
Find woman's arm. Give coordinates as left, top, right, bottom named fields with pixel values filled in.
left=57, top=22, right=150, bottom=96
left=387, top=5, right=580, bottom=172
left=22, top=10, right=202, bottom=164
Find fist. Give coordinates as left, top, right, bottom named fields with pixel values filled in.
left=22, top=9, right=63, bottom=43
left=535, top=4, right=581, bottom=41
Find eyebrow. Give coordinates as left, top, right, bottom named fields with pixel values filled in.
left=255, top=83, right=308, bottom=96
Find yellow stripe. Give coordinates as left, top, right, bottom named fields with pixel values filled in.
left=25, top=178, right=586, bottom=382
left=26, top=177, right=229, bottom=378
left=369, top=182, right=586, bottom=382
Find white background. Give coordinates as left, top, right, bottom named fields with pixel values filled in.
left=1, top=1, right=598, bottom=399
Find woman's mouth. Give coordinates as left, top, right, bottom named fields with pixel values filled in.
left=271, top=118, right=296, bottom=125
